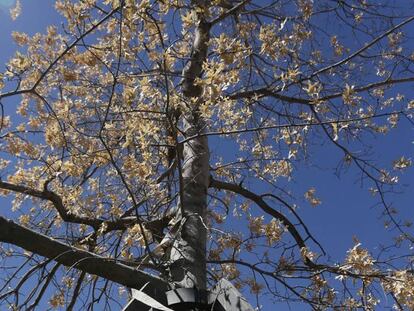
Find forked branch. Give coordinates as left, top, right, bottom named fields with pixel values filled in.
left=0, top=216, right=167, bottom=293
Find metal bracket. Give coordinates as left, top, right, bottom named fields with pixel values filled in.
left=122, top=279, right=255, bottom=311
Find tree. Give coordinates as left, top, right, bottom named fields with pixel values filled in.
left=0, top=0, right=413, bottom=309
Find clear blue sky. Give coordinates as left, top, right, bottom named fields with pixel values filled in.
left=0, top=1, right=413, bottom=310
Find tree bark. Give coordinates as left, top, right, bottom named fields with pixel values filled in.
left=168, top=16, right=211, bottom=289
left=0, top=216, right=167, bottom=295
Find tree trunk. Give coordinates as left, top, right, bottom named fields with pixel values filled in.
left=168, top=16, right=211, bottom=290
left=168, top=116, right=209, bottom=290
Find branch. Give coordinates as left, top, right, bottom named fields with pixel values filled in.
left=0, top=180, right=170, bottom=233
left=178, top=110, right=405, bottom=143
left=0, top=181, right=120, bottom=230
left=308, top=15, right=414, bottom=79
left=0, top=216, right=168, bottom=294
left=210, top=0, right=250, bottom=25
left=209, top=177, right=318, bottom=267
left=229, top=76, right=414, bottom=104
left=0, top=8, right=120, bottom=102
left=229, top=88, right=311, bottom=104
left=32, top=7, right=121, bottom=90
